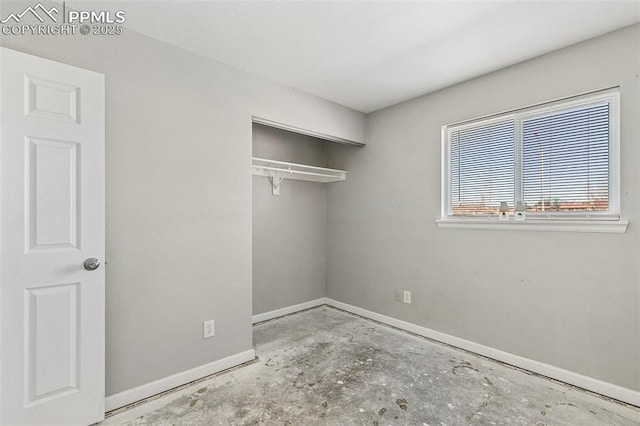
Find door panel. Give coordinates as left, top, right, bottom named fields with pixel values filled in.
left=27, top=137, right=80, bottom=250
left=1, top=47, right=105, bottom=425
left=26, top=283, right=80, bottom=404
left=25, top=76, right=81, bottom=124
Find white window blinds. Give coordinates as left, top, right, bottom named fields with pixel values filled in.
left=443, top=88, right=619, bottom=220
left=450, top=120, right=514, bottom=215
left=522, top=103, right=610, bottom=213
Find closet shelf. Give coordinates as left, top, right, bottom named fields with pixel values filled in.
left=252, top=157, right=346, bottom=195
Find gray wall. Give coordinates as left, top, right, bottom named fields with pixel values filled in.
left=327, top=24, right=640, bottom=392
left=252, top=125, right=327, bottom=315
left=0, top=1, right=364, bottom=396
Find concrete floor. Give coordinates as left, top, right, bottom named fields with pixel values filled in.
left=104, top=306, right=640, bottom=425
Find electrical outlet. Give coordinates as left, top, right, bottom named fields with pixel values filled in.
left=203, top=320, right=215, bottom=338
left=395, top=289, right=403, bottom=302
left=403, top=290, right=412, bottom=304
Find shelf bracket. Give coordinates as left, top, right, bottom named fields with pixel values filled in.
left=269, top=173, right=284, bottom=196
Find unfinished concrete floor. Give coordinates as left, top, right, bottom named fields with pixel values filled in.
left=104, top=306, right=640, bottom=425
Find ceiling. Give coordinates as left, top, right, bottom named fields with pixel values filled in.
left=102, top=1, right=639, bottom=113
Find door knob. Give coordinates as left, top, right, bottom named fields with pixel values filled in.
left=84, top=258, right=101, bottom=271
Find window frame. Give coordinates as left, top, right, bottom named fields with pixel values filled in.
left=438, top=87, right=627, bottom=233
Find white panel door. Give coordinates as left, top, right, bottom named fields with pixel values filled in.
left=0, top=47, right=105, bottom=425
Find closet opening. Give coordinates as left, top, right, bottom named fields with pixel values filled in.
left=251, top=119, right=362, bottom=339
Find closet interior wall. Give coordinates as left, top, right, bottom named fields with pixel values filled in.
left=252, top=124, right=328, bottom=316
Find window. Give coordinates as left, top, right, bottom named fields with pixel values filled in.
left=440, top=88, right=626, bottom=232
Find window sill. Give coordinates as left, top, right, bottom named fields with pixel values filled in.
left=436, top=219, right=628, bottom=233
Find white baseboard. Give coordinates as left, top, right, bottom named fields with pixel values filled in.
left=105, top=349, right=256, bottom=412
left=325, top=298, right=640, bottom=407
left=252, top=298, right=326, bottom=324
